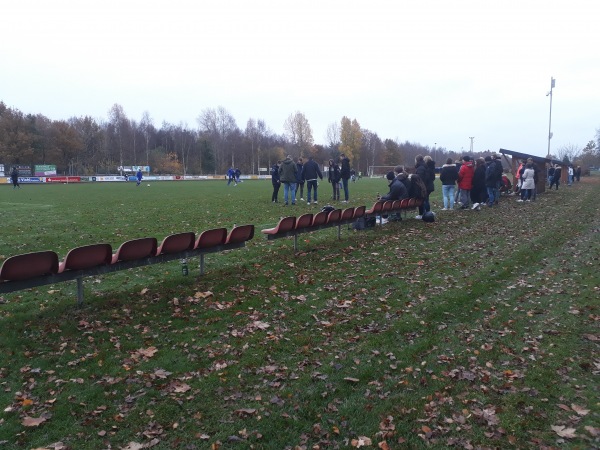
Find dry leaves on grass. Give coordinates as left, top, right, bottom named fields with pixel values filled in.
left=551, top=425, right=577, bottom=438
left=22, top=416, right=48, bottom=427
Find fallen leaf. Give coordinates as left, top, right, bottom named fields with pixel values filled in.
left=551, top=425, right=577, bottom=438
left=571, top=404, right=590, bottom=416
left=22, top=416, right=47, bottom=427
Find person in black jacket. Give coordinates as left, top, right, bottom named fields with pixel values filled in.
left=423, top=155, right=436, bottom=213
left=439, top=158, right=458, bottom=210
left=328, top=159, right=341, bottom=201
left=484, top=156, right=498, bottom=207
left=414, top=155, right=431, bottom=218
left=301, top=156, right=323, bottom=205
left=380, top=170, right=408, bottom=202
left=471, top=157, right=487, bottom=208
left=270, top=161, right=281, bottom=203
left=295, top=157, right=305, bottom=201
left=339, top=153, right=351, bottom=202
left=10, top=167, right=21, bottom=189
left=550, top=164, right=561, bottom=190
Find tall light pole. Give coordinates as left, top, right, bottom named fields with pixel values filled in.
left=469, top=137, right=474, bottom=153
left=546, top=77, right=555, bottom=157
left=434, top=142, right=437, bottom=163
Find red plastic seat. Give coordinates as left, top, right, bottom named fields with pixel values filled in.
left=194, top=228, right=227, bottom=249
left=0, top=251, right=59, bottom=281
left=365, top=201, right=383, bottom=215
left=408, top=198, right=417, bottom=208
left=261, top=216, right=296, bottom=235
left=326, top=209, right=342, bottom=224
left=340, top=208, right=354, bottom=222
left=311, top=211, right=328, bottom=227
left=225, top=225, right=255, bottom=245
left=391, top=200, right=402, bottom=211
left=58, top=244, right=112, bottom=273
left=156, top=232, right=195, bottom=255
left=111, top=238, right=157, bottom=264
left=381, top=201, right=393, bottom=214
left=353, top=205, right=366, bottom=219
left=399, top=198, right=410, bottom=210
left=294, top=213, right=313, bottom=229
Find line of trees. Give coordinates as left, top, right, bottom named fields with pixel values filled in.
left=2, top=100, right=599, bottom=176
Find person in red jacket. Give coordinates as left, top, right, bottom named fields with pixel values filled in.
left=457, top=155, right=474, bottom=209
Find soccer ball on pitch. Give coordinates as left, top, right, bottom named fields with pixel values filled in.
left=147, top=184, right=150, bottom=187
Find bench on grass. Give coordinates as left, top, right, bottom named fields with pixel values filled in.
left=364, top=197, right=423, bottom=223
left=261, top=207, right=365, bottom=250
left=0, top=225, right=255, bottom=304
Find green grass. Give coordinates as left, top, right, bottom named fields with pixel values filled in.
left=0, top=177, right=599, bottom=449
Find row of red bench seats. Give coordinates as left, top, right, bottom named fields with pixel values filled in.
left=0, top=225, right=255, bottom=301
left=0, top=198, right=423, bottom=300
left=365, top=197, right=423, bottom=222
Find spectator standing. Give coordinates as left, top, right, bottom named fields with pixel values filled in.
left=484, top=156, right=497, bottom=207
left=439, top=157, right=458, bottom=210
left=423, top=155, right=436, bottom=213
left=414, top=155, right=427, bottom=217
left=550, top=164, right=562, bottom=190
left=547, top=164, right=555, bottom=186
left=515, top=160, right=525, bottom=193
left=457, top=155, right=475, bottom=209
left=529, top=158, right=540, bottom=201
left=518, top=163, right=535, bottom=201
left=10, top=167, right=20, bottom=189
left=295, top=158, right=305, bottom=200
left=271, top=161, right=281, bottom=203
left=471, top=157, right=487, bottom=209
left=339, top=153, right=351, bottom=202
left=328, top=159, right=341, bottom=201
left=575, top=166, right=581, bottom=182
left=568, top=165, right=574, bottom=186
left=301, top=156, right=323, bottom=205
left=278, top=155, right=298, bottom=206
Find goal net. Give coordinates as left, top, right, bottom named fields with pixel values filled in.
left=367, top=166, right=404, bottom=177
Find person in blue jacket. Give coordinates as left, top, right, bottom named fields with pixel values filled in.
left=227, top=167, right=236, bottom=186
left=136, top=168, right=143, bottom=186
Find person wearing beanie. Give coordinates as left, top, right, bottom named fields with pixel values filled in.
left=380, top=170, right=408, bottom=202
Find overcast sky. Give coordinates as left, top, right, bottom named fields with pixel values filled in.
left=3, top=0, right=599, bottom=158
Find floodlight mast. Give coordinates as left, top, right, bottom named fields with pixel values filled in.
left=546, top=77, right=555, bottom=157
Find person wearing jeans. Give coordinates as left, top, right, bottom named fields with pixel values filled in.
left=439, top=158, right=458, bottom=210
left=278, top=155, right=298, bottom=206
left=339, top=153, right=351, bottom=202
left=301, top=156, right=323, bottom=205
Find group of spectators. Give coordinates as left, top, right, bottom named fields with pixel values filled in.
left=270, top=154, right=353, bottom=206
left=439, top=153, right=506, bottom=209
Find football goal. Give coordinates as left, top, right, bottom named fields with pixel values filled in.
left=367, top=166, right=405, bottom=177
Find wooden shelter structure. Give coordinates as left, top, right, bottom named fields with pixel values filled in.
left=499, top=148, right=569, bottom=194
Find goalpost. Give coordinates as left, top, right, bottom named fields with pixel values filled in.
left=367, top=166, right=404, bottom=177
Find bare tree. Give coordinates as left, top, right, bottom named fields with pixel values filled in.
left=139, top=111, right=154, bottom=167
left=555, top=143, right=581, bottom=164
left=325, top=122, right=340, bottom=148
left=284, top=111, right=313, bottom=157
left=108, top=104, right=128, bottom=174
left=197, top=106, right=238, bottom=174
